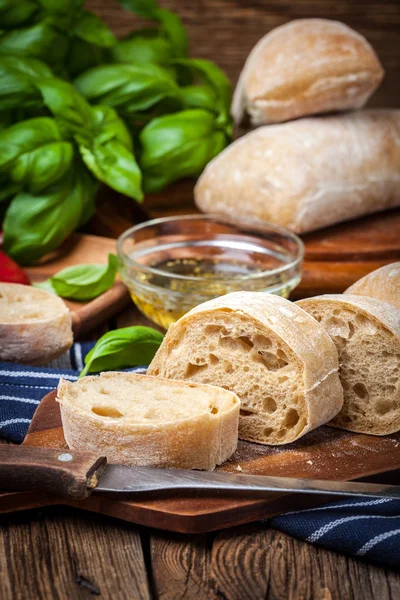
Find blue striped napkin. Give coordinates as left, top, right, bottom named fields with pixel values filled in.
left=1, top=343, right=399, bottom=567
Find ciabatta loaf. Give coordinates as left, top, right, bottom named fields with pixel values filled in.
left=148, top=292, right=343, bottom=445
left=57, top=372, right=240, bottom=470
left=345, top=263, right=400, bottom=310
left=232, top=19, right=383, bottom=126
left=0, top=283, right=72, bottom=365
left=297, top=295, right=400, bottom=435
left=195, top=110, right=400, bottom=234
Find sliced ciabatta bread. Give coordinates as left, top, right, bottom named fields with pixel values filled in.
left=297, top=295, right=400, bottom=435
left=148, top=292, right=343, bottom=445
left=0, top=283, right=72, bottom=365
left=57, top=372, right=240, bottom=470
left=345, top=263, right=400, bottom=310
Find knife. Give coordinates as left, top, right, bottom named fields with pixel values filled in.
left=1, top=446, right=399, bottom=501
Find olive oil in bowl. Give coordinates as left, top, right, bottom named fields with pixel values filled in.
left=118, top=215, right=303, bottom=329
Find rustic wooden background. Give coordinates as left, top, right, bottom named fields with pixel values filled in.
left=87, top=0, right=400, bottom=108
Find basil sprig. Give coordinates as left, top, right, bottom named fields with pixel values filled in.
left=140, top=109, right=228, bottom=192
left=80, top=326, right=164, bottom=377
left=34, top=253, right=118, bottom=301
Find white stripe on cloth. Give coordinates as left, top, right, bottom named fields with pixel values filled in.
left=0, top=395, right=40, bottom=405
left=274, top=498, right=392, bottom=518
left=0, top=371, right=77, bottom=380
left=0, top=418, right=32, bottom=429
left=356, top=528, right=400, bottom=556
left=74, top=343, right=84, bottom=372
left=307, top=514, right=400, bottom=543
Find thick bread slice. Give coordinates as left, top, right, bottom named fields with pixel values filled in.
left=232, top=19, right=383, bottom=126
left=0, top=283, right=72, bottom=365
left=195, top=110, right=400, bottom=235
left=148, top=292, right=343, bottom=445
left=345, top=263, right=400, bottom=310
left=57, top=372, right=240, bottom=470
left=297, top=295, right=400, bottom=435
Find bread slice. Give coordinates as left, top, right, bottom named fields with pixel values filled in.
left=57, top=372, right=240, bottom=470
left=148, top=292, right=343, bottom=445
left=345, top=263, right=400, bottom=310
left=297, top=295, right=400, bottom=435
left=0, top=283, right=73, bottom=365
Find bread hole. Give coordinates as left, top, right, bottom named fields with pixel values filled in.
left=384, top=385, right=396, bottom=395
left=284, top=408, right=300, bottom=428
left=263, top=427, right=273, bottom=437
left=277, top=428, right=287, bottom=439
left=24, top=313, right=40, bottom=319
left=152, top=368, right=160, bottom=376
left=340, top=415, right=352, bottom=423
left=243, top=366, right=249, bottom=372
left=184, top=362, right=208, bottom=378
left=205, top=325, right=227, bottom=335
left=262, top=396, right=277, bottom=414
left=375, top=400, right=397, bottom=415
left=278, top=375, right=289, bottom=384
left=314, top=315, right=322, bottom=322
left=240, top=409, right=253, bottom=417
left=98, top=387, right=109, bottom=395
left=224, top=361, right=233, bottom=374
left=92, top=406, right=123, bottom=418
left=210, top=406, right=219, bottom=415
left=254, top=351, right=286, bottom=371
left=352, top=383, right=369, bottom=400
left=209, top=353, right=219, bottom=364
left=348, top=322, right=355, bottom=339
left=253, top=334, right=272, bottom=348
left=238, top=336, right=254, bottom=350
left=218, top=336, right=241, bottom=351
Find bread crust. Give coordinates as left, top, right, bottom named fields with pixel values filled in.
left=0, top=283, right=73, bottom=365
left=297, top=294, right=400, bottom=435
left=232, top=19, right=384, bottom=125
left=57, top=372, right=240, bottom=470
left=195, top=110, right=400, bottom=234
left=148, top=292, right=343, bottom=445
left=345, top=263, right=400, bottom=310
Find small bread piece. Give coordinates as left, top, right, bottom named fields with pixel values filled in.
left=232, top=19, right=384, bottom=126
left=148, top=292, right=343, bottom=446
left=195, top=110, right=400, bottom=234
left=297, top=295, right=400, bottom=435
left=57, top=372, right=240, bottom=470
left=345, top=263, right=400, bottom=310
left=0, top=283, right=72, bottom=365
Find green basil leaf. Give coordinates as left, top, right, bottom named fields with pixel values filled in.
left=140, top=109, right=228, bottom=192
left=33, top=278, right=57, bottom=294
left=38, top=0, right=85, bottom=13
left=77, top=104, right=143, bottom=201
left=181, top=84, right=217, bottom=112
left=80, top=325, right=164, bottom=376
left=155, top=8, right=187, bottom=58
left=3, top=163, right=98, bottom=264
left=0, top=56, right=51, bottom=110
left=75, top=63, right=181, bottom=115
left=37, top=253, right=118, bottom=301
left=111, top=30, right=173, bottom=66
left=36, top=77, right=95, bottom=136
left=173, top=58, right=232, bottom=126
left=0, top=0, right=38, bottom=29
left=0, top=117, right=62, bottom=169
left=0, top=19, right=69, bottom=67
left=73, top=10, right=116, bottom=48
left=117, top=0, right=158, bottom=18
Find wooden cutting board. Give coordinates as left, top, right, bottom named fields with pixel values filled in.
left=25, top=233, right=131, bottom=337
left=1, top=390, right=399, bottom=534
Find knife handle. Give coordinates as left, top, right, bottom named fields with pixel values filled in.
left=0, top=446, right=107, bottom=499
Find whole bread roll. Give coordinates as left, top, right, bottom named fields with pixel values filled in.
left=58, top=372, right=240, bottom=470
left=195, top=110, right=400, bottom=234
left=148, top=292, right=343, bottom=446
left=0, top=283, right=72, bottom=365
left=297, top=295, right=400, bottom=435
left=232, top=19, right=384, bottom=126
left=345, top=263, right=400, bottom=309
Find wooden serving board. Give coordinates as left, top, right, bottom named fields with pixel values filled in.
left=1, top=391, right=400, bottom=534
left=26, top=233, right=131, bottom=337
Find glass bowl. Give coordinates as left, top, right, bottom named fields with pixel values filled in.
left=117, top=214, right=304, bottom=329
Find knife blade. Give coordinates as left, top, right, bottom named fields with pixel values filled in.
left=1, top=445, right=400, bottom=501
